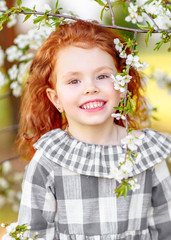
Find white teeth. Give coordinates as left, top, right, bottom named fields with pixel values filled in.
left=82, top=101, right=104, bottom=109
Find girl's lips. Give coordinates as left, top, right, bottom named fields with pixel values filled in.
left=80, top=101, right=106, bottom=112
left=80, top=100, right=106, bottom=109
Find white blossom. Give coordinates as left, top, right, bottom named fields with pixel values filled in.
left=111, top=113, right=126, bottom=120
left=7, top=189, right=16, bottom=203
left=121, top=133, right=145, bottom=151
left=0, top=46, right=5, bottom=66
left=17, top=61, right=31, bottom=83
left=8, top=65, right=18, bottom=80
left=7, top=15, right=17, bottom=28
left=2, top=160, right=12, bottom=174
left=6, top=222, right=18, bottom=234
left=14, top=34, right=30, bottom=49
left=119, top=51, right=127, bottom=58
left=12, top=203, right=19, bottom=212
left=128, top=178, right=140, bottom=192
left=113, top=38, right=123, bottom=52
left=126, top=54, right=140, bottom=67
left=0, top=177, right=9, bottom=189
left=111, top=74, right=132, bottom=92
left=0, top=1, right=7, bottom=11
left=6, top=46, right=23, bottom=62
left=0, top=72, right=8, bottom=87
left=110, top=166, right=128, bottom=182
left=125, top=2, right=143, bottom=24
left=19, top=53, right=34, bottom=61
left=13, top=172, right=24, bottom=182
left=10, top=81, right=22, bottom=97
left=120, top=160, right=133, bottom=174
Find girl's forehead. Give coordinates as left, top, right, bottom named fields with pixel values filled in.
left=55, top=46, right=116, bottom=72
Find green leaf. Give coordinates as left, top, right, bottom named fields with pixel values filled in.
left=145, top=31, right=150, bottom=46
left=33, top=15, right=45, bottom=24
left=23, top=14, right=31, bottom=23
left=17, top=0, right=22, bottom=7
left=94, top=0, right=106, bottom=6
left=22, top=7, right=34, bottom=12
left=137, top=24, right=149, bottom=30
left=100, top=6, right=105, bottom=21
left=56, top=0, right=59, bottom=9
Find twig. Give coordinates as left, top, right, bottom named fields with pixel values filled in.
left=144, top=12, right=160, bottom=31
left=0, top=92, right=11, bottom=100
left=107, top=0, right=115, bottom=26
left=0, top=9, right=171, bottom=33
left=0, top=155, right=20, bottom=165
left=0, top=124, right=19, bottom=133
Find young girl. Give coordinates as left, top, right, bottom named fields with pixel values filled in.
left=18, top=20, right=171, bottom=240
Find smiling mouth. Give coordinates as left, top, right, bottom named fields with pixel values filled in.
left=80, top=101, right=106, bottom=110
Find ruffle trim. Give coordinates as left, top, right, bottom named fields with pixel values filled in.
left=34, top=128, right=171, bottom=178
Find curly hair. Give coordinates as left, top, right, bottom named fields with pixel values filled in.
left=17, top=20, right=148, bottom=160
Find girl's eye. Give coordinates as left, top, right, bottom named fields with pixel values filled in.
left=97, top=74, right=109, bottom=80
left=69, top=79, right=80, bottom=84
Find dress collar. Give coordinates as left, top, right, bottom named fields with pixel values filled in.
left=34, top=128, right=171, bottom=178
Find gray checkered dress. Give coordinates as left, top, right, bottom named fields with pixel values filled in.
left=18, top=128, right=171, bottom=240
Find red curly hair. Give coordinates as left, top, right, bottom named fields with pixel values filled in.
left=18, top=20, right=148, bottom=160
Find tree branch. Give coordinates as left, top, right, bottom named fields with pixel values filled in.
left=0, top=124, right=19, bottom=133
left=107, top=0, right=115, bottom=26
left=0, top=9, right=171, bottom=33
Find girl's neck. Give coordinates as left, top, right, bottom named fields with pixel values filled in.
left=66, top=123, right=121, bottom=146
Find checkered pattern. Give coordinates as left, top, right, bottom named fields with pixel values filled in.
left=18, top=128, right=171, bottom=240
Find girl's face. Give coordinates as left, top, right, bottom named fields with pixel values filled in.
left=47, top=46, right=123, bottom=129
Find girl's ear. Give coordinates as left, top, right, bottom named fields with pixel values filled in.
left=46, top=88, right=64, bottom=112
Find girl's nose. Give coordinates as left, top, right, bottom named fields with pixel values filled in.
left=83, top=80, right=100, bottom=95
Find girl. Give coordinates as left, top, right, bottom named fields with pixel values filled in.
left=18, top=20, right=171, bottom=240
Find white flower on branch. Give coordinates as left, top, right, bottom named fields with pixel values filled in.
left=14, top=34, right=30, bottom=49
left=10, top=81, right=22, bottom=97
left=2, top=161, right=12, bottom=174
left=6, top=46, right=23, bottom=62
left=18, top=61, right=32, bottom=83
left=125, top=2, right=143, bottom=24
left=0, top=177, right=9, bottom=189
left=128, top=178, right=140, bottom=192
left=111, top=74, right=132, bottom=92
left=121, top=133, right=145, bottom=151
left=7, top=15, right=17, bottom=28
left=6, top=222, right=18, bottom=234
left=8, top=65, right=18, bottom=80
left=119, top=51, right=127, bottom=59
left=0, top=72, right=8, bottom=87
left=0, top=46, right=5, bottom=66
left=0, top=0, right=7, bottom=11
left=110, top=166, right=128, bottom=183
left=111, top=113, right=126, bottom=120
left=113, top=38, right=123, bottom=52
left=126, top=54, right=149, bottom=71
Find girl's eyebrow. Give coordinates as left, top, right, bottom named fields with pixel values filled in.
left=62, top=66, right=114, bottom=78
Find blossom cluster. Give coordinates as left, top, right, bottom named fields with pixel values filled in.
left=112, top=38, right=149, bottom=93
left=110, top=133, right=144, bottom=192
left=125, top=0, right=171, bottom=29
left=0, top=24, right=54, bottom=97
left=151, top=70, right=171, bottom=94
left=0, top=161, right=24, bottom=212
left=1, top=222, right=38, bottom=240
